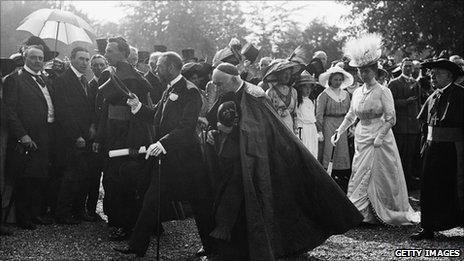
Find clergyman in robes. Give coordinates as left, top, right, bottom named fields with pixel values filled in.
left=206, top=63, right=362, bottom=261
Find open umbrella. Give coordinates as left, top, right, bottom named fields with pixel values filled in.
left=16, top=8, right=95, bottom=52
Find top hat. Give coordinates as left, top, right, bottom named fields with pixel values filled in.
left=96, top=38, right=108, bottom=55
left=153, top=45, right=167, bottom=52
left=241, top=43, right=259, bottom=64
left=182, top=48, right=195, bottom=61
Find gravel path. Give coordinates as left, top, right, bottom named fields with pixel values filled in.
left=1, top=191, right=463, bottom=260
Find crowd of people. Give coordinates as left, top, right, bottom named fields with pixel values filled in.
left=0, top=31, right=463, bottom=260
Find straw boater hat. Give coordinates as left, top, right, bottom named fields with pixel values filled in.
left=318, top=66, right=354, bottom=89
left=296, top=71, right=318, bottom=86
left=344, top=33, right=383, bottom=68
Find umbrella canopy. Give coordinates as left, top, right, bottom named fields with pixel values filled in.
left=17, top=8, right=95, bottom=45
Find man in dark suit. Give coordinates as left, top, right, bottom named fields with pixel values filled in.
left=94, top=36, right=154, bottom=241
left=3, top=45, right=55, bottom=229
left=53, top=46, right=94, bottom=224
left=82, top=54, right=108, bottom=221
left=388, top=58, right=421, bottom=189
left=115, top=52, right=214, bottom=257
left=144, top=52, right=166, bottom=105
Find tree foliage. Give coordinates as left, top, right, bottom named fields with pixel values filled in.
left=302, top=19, right=346, bottom=62
left=114, top=1, right=248, bottom=61
left=340, top=0, right=464, bottom=57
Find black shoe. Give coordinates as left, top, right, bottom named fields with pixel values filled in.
left=114, top=246, right=145, bottom=257
left=0, top=226, right=14, bottom=236
left=56, top=216, right=81, bottom=225
left=17, top=222, right=37, bottom=230
left=109, top=228, right=131, bottom=241
left=33, top=216, right=53, bottom=225
left=81, top=212, right=97, bottom=222
left=410, top=229, right=434, bottom=240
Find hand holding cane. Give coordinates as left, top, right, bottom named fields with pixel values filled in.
left=327, top=132, right=338, bottom=175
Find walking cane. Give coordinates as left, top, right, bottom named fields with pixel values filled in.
left=327, top=133, right=337, bottom=176
left=156, top=157, right=162, bottom=261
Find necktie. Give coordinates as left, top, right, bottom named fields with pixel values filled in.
left=34, top=75, right=46, bottom=87
left=80, top=75, right=88, bottom=96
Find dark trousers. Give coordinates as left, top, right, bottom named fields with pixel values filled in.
left=214, top=205, right=249, bottom=261
left=55, top=148, right=88, bottom=219
left=15, top=177, right=46, bottom=225
left=129, top=168, right=214, bottom=255
left=103, top=157, right=149, bottom=230
left=395, top=133, right=421, bottom=187
left=83, top=152, right=104, bottom=215
left=331, top=169, right=351, bottom=193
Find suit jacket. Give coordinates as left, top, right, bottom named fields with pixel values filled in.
left=53, top=68, right=95, bottom=145
left=88, top=78, right=104, bottom=126
left=388, top=75, right=421, bottom=134
left=136, top=76, right=207, bottom=199
left=144, top=71, right=166, bottom=105
left=3, top=69, right=54, bottom=177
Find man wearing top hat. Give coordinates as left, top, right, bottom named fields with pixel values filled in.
left=411, top=58, right=464, bottom=240
left=3, top=45, right=55, bottom=229
left=388, top=58, right=421, bottom=189
left=94, top=36, right=154, bottom=241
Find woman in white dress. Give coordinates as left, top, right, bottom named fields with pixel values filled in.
left=316, top=66, right=353, bottom=192
left=295, top=71, right=319, bottom=157
left=331, top=33, right=419, bottom=226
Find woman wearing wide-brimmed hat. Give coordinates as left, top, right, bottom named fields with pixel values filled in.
left=295, top=71, right=319, bottom=157
left=264, top=60, right=301, bottom=132
left=331, top=33, right=419, bottom=226
left=316, top=66, right=354, bottom=192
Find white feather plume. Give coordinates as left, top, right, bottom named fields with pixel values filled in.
left=343, top=33, right=383, bottom=67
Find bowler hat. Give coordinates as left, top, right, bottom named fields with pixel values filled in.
left=421, top=58, right=464, bottom=79
left=153, top=45, right=167, bottom=52
left=182, top=48, right=196, bottom=61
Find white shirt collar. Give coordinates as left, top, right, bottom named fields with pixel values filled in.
left=401, top=73, right=415, bottom=81
left=70, top=64, right=84, bottom=79
left=168, top=74, right=182, bottom=88
left=24, top=65, right=41, bottom=76
left=437, top=82, right=452, bottom=93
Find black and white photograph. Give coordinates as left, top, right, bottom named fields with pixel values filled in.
left=0, top=0, right=463, bottom=260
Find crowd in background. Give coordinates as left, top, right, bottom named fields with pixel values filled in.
left=0, top=33, right=463, bottom=259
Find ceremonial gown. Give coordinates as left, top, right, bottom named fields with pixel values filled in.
left=210, top=82, right=363, bottom=261
left=417, top=82, right=464, bottom=231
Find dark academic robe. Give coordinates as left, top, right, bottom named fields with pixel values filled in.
left=210, top=82, right=363, bottom=260
left=95, top=61, right=154, bottom=229
left=417, top=83, right=464, bottom=231
left=388, top=75, right=421, bottom=184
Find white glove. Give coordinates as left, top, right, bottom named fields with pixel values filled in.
left=145, top=141, right=166, bottom=159
left=373, top=135, right=383, bottom=148
left=317, top=132, right=324, bottom=142
left=127, top=94, right=141, bottom=114
left=330, top=132, right=340, bottom=146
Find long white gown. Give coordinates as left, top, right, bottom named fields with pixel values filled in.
left=337, top=83, right=420, bottom=226
left=295, top=97, right=318, bottom=157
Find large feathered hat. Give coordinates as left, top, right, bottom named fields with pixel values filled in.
left=344, top=33, right=383, bottom=68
